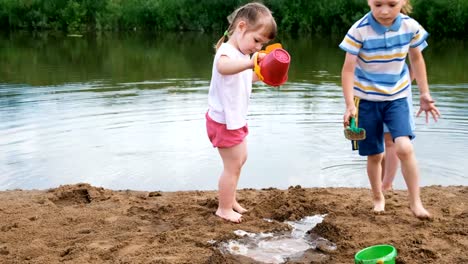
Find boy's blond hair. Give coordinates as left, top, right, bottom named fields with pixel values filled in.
left=402, top=0, right=413, bottom=15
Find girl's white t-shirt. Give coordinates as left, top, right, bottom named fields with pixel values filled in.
left=208, top=43, right=253, bottom=130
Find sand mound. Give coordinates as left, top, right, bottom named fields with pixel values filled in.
left=0, top=184, right=466, bottom=263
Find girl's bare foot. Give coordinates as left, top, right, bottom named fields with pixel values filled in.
left=373, top=193, right=385, bottom=212
left=216, top=208, right=242, bottom=223
left=381, top=184, right=393, bottom=192
left=233, top=201, right=248, bottom=214
left=410, top=205, right=432, bottom=219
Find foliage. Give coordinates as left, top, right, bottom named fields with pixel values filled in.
left=412, top=0, right=468, bottom=38
left=0, top=0, right=466, bottom=38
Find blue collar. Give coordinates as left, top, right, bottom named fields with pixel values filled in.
left=368, top=12, right=402, bottom=34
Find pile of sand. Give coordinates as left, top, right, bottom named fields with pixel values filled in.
left=0, top=183, right=466, bottom=263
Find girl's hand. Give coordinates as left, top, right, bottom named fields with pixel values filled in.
left=417, top=93, right=441, bottom=123
left=343, top=106, right=356, bottom=127
left=257, top=52, right=267, bottom=62
left=251, top=52, right=266, bottom=68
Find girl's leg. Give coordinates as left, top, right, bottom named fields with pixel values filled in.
left=217, top=140, right=247, bottom=223
left=382, top=133, right=400, bottom=191
left=232, top=140, right=248, bottom=213
left=233, top=194, right=248, bottom=213
left=367, top=153, right=385, bottom=212
left=394, top=136, right=431, bottom=218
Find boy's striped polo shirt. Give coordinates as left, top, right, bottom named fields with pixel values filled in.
left=339, top=12, right=429, bottom=101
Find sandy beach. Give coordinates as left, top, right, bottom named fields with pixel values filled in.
left=0, top=183, right=467, bottom=263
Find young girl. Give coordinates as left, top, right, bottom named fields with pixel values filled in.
left=339, top=0, right=440, bottom=218
left=206, top=2, right=277, bottom=223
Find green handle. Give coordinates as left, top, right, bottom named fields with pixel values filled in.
left=348, top=116, right=366, bottom=135
left=350, top=117, right=357, bottom=129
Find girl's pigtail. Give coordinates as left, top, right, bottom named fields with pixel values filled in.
left=214, top=7, right=241, bottom=51
left=215, top=30, right=229, bottom=51
left=402, top=0, right=413, bottom=15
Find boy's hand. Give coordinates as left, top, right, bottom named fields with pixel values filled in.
left=343, top=106, right=356, bottom=127
left=417, top=93, right=441, bottom=123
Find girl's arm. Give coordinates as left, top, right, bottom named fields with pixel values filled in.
left=408, top=48, right=441, bottom=122
left=252, top=71, right=260, bottom=82
left=341, top=52, right=358, bottom=126
left=216, top=55, right=254, bottom=75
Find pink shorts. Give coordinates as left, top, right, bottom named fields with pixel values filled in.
left=206, top=112, right=248, bottom=148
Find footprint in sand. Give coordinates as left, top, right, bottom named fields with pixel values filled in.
left=118, top=244, right=144, bottom=256
left=88, top=240, right=114, bottom=251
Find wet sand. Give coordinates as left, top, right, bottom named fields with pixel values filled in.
left=0, top=183, right=467, bottom=263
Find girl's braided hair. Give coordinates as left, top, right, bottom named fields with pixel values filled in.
left=215, top=2, right=277, bottom=51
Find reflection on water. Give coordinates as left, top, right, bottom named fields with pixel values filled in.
left=0, top=32, right=467, bottom=191
left=220, top=215, right=332, bottom=264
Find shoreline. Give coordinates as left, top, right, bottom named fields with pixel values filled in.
left=0, top=183, right=467, bottom=263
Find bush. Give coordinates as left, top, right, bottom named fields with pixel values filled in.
left=0, top=0, right=466, bottom=39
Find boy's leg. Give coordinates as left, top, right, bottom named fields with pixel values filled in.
left=382, top=94, right=416, bottom=191
left=368, top=153, right=385, bottom=211
left=385, top=98, right=430, bottom=218
left=356, top=99, right=386, bottom=211
left=382, top=132, right=399, bottom=191
left=217, top=140, right=247, bottom=223
left=394, top=136, right=431, bottom=218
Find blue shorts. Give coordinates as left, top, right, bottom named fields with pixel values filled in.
left=383, top=93, right=415, bottom=132
left=355, top=97, right=415, bottom=156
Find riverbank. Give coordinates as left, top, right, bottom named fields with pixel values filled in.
left=0, top=183, right=466, bottom=263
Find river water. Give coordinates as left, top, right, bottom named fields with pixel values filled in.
left=1, top=32, right=467, bottom=191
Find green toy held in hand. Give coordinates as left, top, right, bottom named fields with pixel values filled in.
left=344, top=116, right=366, bottom=141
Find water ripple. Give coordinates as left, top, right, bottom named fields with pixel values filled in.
left=1, top=79, right=467, bottom=191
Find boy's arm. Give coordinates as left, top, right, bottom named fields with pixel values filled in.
left=341, top=52, right=358, bottom=126
left=408, top=48, right=429, bottom=95
left=408, top=48, right=441, bottom=122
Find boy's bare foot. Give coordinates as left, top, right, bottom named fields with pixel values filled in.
left=410, top=205, right=432, bottom=219
left=373, top=194, right=385, bottom=212
left=216, top=208, right=242, bottom=223
left=233, top=201, right=248, bottom=214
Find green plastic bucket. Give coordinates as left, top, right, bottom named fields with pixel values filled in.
left=354, top=244, right=397, bottom=264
